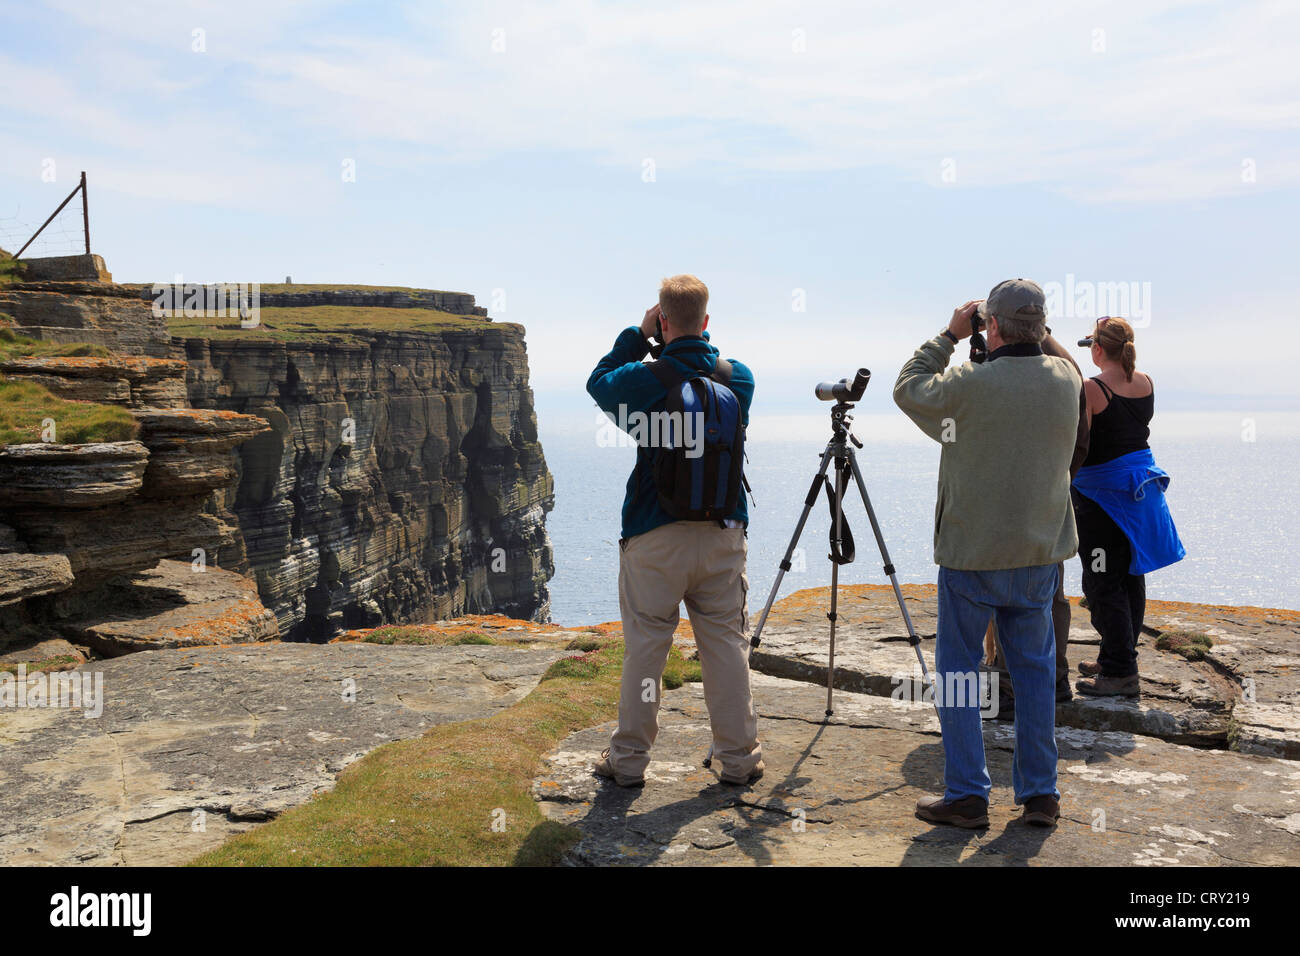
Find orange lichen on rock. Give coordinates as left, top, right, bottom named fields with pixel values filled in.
left=146, top=599, right=279, bottom=645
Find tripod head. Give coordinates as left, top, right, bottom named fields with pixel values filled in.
left=829, top=401, right=864, bottom=449
left=815, top=368, right=870, bottom=448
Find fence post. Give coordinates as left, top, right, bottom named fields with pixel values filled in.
left=81, top=171, right=90, bottom=255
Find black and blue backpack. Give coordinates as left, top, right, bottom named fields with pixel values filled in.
left=646, top=359, right=747, bottom=521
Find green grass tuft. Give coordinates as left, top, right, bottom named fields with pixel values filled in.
left=0, top=378, right=138, bottom=445
left=0, top=259, right=25, bottom=288
left=663, top=652, right=703, bottom=690
left=360, top=626, right=496, bottom=646
left=0, top=326, right=113, bottom=363
left=448, top=633, right=496, bottom=646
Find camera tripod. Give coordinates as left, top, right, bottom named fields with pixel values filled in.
left=703, top=398, right=937, bottom=768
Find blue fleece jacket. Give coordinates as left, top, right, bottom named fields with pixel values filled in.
left=1072, top=447, right=1186, bottom=575
left=587, top=327, right=754, bottom=540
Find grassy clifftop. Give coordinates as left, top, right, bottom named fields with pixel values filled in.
left=166, top=304, right=491, bottom=343
left=160, top=282, right=492, bottom=343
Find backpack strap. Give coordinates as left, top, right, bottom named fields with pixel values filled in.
left=647, top=359, right=688, bottom=390
left=647, top=357, right=733, bottom=390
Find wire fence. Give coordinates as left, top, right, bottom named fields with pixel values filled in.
left=0, top=208, right=87, bottom=259
left=0, top=172, right=91, bottom=260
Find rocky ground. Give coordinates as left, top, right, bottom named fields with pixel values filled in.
left=533, top=585, right=1300, bottom=866
left=3, top=584, right=1296, bottom=867
left=0, top=624, right=570, bottom=866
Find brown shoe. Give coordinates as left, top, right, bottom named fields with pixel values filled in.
left=1022, top=794, right=1060, bottom=827
left=915, top=793, right=989, bottom=829
left=1078, top=660, right=1103, bottom=677
left=1076, top=673, right=1140, bottom=697
left=592, top=748, right=644, bottom=788
left=719, top=759, right=765, bottom=786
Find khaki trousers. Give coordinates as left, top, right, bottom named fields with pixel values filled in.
left=609, top=521, right=763, bottom=780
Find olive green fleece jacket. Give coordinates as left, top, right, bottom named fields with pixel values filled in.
left=893, top=334, right=1082, bottom=571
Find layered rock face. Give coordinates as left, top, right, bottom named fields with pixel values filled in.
left=0, top=355, right=189, bottom=408
left=178, top=324, right=555, bottom=639
left=0, top=296, right=278, bottom=655
left=0, top=401, right=273, bottom=623
left=2, top=275, right=556, bottom=645
left=0, top=280, right=170, bottom=357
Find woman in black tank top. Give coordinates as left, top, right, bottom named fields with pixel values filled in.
left=1082, top=376, right=1153, bottom=467
left=1073, top=317, right=1155, bottom=697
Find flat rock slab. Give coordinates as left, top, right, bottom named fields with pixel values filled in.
left=747, top=585, right=1298, bottom=754
left=0, top=641, right=564, bottom=866
left=59, top=559, right=280, bottom=655
left=534, top=674, right=1300, bottom=867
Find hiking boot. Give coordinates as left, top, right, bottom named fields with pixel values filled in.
left=592, top=748, right=644, bottom=788
left=1076, top=673, right=1140, bottom=698
left=1056, top=677, right=1074, bottom=703
left=915, top=793, right=989, bottom=829
left=1022, top=794, right=1061, bottom=827
left=719, top=759, right=765, bottom=786
left=1078, top=659, right=1103, bottom=677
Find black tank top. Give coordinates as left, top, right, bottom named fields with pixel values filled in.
left=1083, top=376, right=1153, bottom=466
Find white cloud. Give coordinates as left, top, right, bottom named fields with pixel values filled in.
left=11, top=0, right=1299, bottom=203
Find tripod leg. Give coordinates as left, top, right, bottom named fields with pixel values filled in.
left=845, top=450, right=937, bottom=711
left=748, top=444, right=835, bottom=651
left=826, top=458, right=847, bottom=718
left=703, top=442, right=835, bottom=768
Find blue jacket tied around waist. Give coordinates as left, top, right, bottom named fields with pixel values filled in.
left=587, top=328, right=754, bottom=540
left=1072, top=447, right=1186, bottom=575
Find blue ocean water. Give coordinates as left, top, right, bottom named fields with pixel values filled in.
left=536, top=393, right=1299, bottom=625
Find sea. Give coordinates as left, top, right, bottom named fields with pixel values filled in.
left=535, top=391, right=1299, bottom=626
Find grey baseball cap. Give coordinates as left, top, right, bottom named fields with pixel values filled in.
left=975, top=278, right=1046, bottom=322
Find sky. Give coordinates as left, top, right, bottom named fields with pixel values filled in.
left=2, top=0, right=1298, bottom=419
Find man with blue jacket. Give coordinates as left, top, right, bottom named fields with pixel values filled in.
left=586, top=274, right=764, bottom=787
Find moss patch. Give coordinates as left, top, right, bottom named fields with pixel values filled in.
left=1155, top=629, right=1215, bottom=661
left=0, top=655, right=79, bottom=677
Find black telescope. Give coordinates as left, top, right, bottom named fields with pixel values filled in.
left=814, top=368, right=871, bottom=403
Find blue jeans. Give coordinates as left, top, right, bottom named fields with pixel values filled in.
left=936, top=564, right=1060, bottom=805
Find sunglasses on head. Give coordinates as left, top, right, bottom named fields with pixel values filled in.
left=1077, top=317, right=1113, bottom=347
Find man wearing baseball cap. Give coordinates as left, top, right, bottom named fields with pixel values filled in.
left=894, top=278, right=1083, bottom=830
